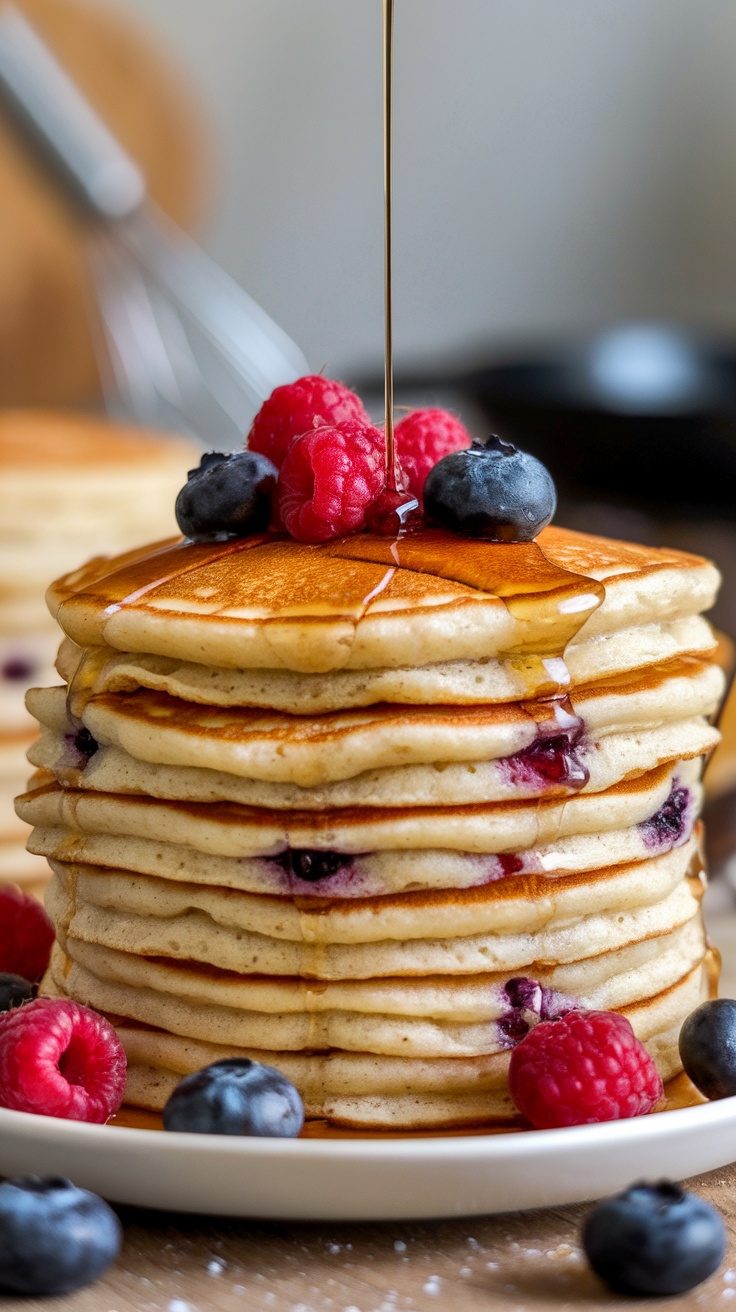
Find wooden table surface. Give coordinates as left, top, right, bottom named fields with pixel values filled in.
left=5, top=893, right=736, bottom=1312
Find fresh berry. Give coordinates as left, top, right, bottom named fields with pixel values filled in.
left=248, top=375, right=370, bottom=469
left=423, top=434, right=556, bottom=541
left=679, top=999, right=736, bottom=1100
left=583, top=1180, right=725, bottom=1296
left=0, top=886, right=54, bottom=983
left=163, top=1058, right=304, bottom=1136
left=394, top=408, right=471, bottom=502
left=175, top=449, right=277, bottom=540
left=0, top=998, right=127, bottom=1123
left=0, top=1175, right=121, bottom=1295
left=276, top=421, right=385, bottom=543
left=0, top=974, right=33, bottom=1013
left=508, top=1010, right=662, bottom=1129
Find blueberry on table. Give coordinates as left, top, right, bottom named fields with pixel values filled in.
left=0, top=972, right=33, bottom=1012
left=163, top=1058, right=304, bottom=1136
left=423, top=435, right=556, bottom=541
left=0, top=1176, right=121, bottom=1295
left=583, top=1180, right=725, bottom=1296
left=679, top=998, right=736, bottom=1099
left=175, top=449, right=277, bottom=539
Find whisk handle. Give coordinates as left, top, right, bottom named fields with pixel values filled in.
left=0, top=6, right=145, bottom=218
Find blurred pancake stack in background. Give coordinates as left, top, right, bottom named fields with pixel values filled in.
left=0, top=412, right=199, bottom=896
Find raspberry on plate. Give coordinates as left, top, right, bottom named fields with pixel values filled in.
left=248, top=375, right=370, bottom=469
left=508, top=1010, right=663, bottom=1129
left=394, top=407, right=470, bottom=502
left=0, top=998, right=126, bottom=1123
left=0, top=886, right=54, bottom=984
left=276, top=420, right=386, bottom=543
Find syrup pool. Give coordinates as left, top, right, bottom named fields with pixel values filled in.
left=108, top=1073, right=707, bottom=1138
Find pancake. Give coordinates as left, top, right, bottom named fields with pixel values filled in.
left=17, top=759, right=702, bottom=855
left=55, top=617, right=718, bottom=710
left=27, top=657, right=723, bottom=789
left=49, top=911, right=706, bottom=1057
left=27, top=519, right=722, bottom=1127
left=26, top=717, right=716, bottom=809
left=45, top=842, right=703, bottom=977
left=47, top=527, right=718, bottom=675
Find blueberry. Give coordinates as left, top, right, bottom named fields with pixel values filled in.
left=679, top=998, right=736, bottom=1099
left=163, top=1058, right=304, bottom=1137
left=583, top=1180, right=725, bottom=1296
left=0, top=973, right=33, bottom=1012
left=175, top=449, right=277, bottom=540
left=423, top=435, right=556, bottom=541
left=0, top=1176, right=121, bottom=1295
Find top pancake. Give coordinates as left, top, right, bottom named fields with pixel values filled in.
left=47, top=526, right=719, bottom=675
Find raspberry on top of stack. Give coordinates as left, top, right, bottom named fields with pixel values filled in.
left=17, top=377, right=723, bottom=1130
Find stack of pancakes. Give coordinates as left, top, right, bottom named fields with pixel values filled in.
left=17, top=524, right=723, bottom=1127
left=1, top=412, right=198, bottom=896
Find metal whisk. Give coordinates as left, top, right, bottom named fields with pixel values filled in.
left=0, top=6, right=308, bottom=447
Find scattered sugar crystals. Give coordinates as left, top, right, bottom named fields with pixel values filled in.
left=207, top=1259, right=225, bottom=1276
left=422, top=1275, right=441, bottom=1295
left=393, top=1240, right=407, bottom=1253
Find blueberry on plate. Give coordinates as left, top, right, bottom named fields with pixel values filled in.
left=0, top=972, right=33, bottom=1012
left=679, top=998, right=736, bottom=1099
left=423, top=434, right=556, bottom=541
left=583, top=1179, right=725, bottom=1296
left=175, top=449, right=277, bottom=539
left=0, top=1176, right=121, bottom=1295
left=163, top=1058, right=304, bottom=1137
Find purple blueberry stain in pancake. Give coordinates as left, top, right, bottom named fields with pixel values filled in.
left=505, top=976, right=543, bottom=1013
left=500, top=700, right=589, bottom=793
left=61, top=728, right=99, bottom=770
left=271, top=849, right=357, bottom=891
left=638, top=781, right=693, bottom=850
left=498, top=975, right=579, bottom=1048
left=488, top=852, right=526, bottom=881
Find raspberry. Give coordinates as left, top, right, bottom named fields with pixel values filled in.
left=508, top=1010, right=663, bottom=1129
left=0, top=887, right=54, bottom=983
left=276, top=421, right=386, bottom=543
left=0, top=998, right=127, bottom=1123
left=394, top=407, right=471, bottom=502
left=248, top=375, right=370, bottom=469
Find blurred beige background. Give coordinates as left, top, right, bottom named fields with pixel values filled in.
left=103, top=0, right=736, bottom=376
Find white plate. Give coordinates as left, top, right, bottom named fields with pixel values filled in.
left=0, top=1100, right=735, bottom=1219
